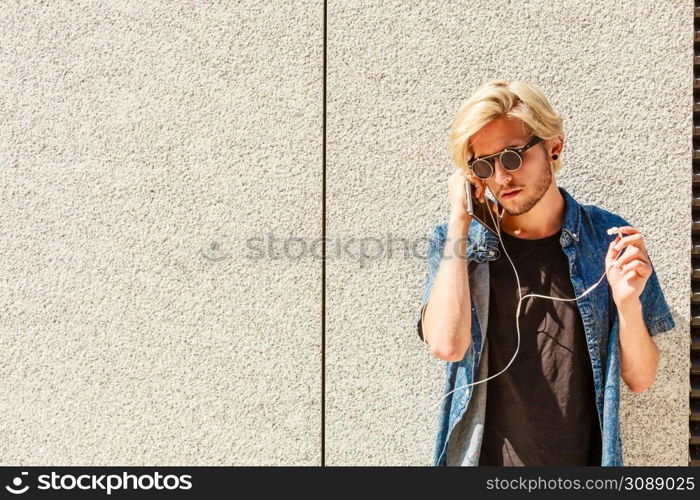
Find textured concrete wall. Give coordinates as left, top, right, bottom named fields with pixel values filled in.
left=0, top=1, right=322, bottom=465
left=0, top=0, right=691, bottom=466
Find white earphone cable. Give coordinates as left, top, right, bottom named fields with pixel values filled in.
left=435, top=188, right=620, bottom=408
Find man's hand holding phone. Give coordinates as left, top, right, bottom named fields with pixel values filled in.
left=457, top=167, right=502, bottom=236
left=448, top=168, right=484, bottom=223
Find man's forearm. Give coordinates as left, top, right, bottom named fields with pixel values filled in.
left=617, top=298, right=659, bottom=393
left=422, top=213, right=472, bottom=361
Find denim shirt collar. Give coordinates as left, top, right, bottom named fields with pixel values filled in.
left=468, top=186, right=581, bottom=262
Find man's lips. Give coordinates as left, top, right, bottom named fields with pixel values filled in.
left=502, top=189, right=522, bottom=199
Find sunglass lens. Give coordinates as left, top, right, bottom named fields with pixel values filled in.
left=471, top=159, right=492, bottom=179
left=500, top=151, right=521, bottom=170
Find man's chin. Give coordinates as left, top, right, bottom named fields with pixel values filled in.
left=504, top=207, right=526, bottom=217
left=502, top=199, right=532, bottom=217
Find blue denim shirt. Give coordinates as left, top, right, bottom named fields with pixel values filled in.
left=416, top=186, right=675, bottom=466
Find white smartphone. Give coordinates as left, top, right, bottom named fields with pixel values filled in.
left=466, top=180, right=501, bottom=236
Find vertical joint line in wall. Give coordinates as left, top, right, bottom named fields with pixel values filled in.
left=322, top=0, right=327, bottom=467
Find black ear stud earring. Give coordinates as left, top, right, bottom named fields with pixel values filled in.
left=552, top=154, right=558, bottom=160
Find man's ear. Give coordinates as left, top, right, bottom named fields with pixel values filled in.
left=549, top=136, right=564, bottom=157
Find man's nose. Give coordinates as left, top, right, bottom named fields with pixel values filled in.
left=492, top=158, right=512, bottom=184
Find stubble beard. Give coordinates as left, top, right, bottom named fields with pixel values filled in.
left=501, top=164, right=553, bottom=217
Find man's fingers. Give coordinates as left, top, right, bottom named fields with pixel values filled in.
left=606, top=238, right=621, bottom=262
left=613, top=233, right=644, bottom=252
left=614, top=246, right=647, bottom=269
left=614, top=226, right=639, bottom=236
left=619, top=259, right=651, bottom=278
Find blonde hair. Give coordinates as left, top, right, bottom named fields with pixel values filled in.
left=449, top=80, right=565, bottom=174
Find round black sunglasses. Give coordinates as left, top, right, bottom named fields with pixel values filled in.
left=467, top=136, right=543, bottom=180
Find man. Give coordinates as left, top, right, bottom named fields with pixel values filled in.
left=415, top=80, right=675, bottom=466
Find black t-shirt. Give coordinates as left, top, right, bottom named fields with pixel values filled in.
left=479, top=228, right=602, bottom=466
